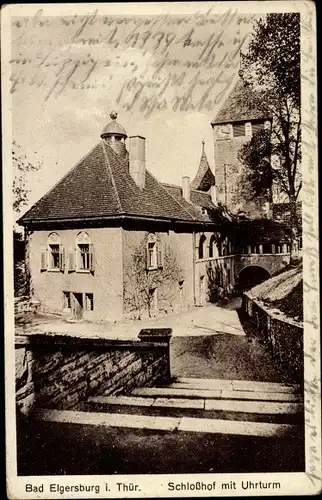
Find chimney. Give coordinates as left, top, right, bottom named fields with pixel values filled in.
left=210, top=185, right=217, bottom=205
left=182, top=176, right=191, bottom=202
left=129, top=136, right=146, bottom=188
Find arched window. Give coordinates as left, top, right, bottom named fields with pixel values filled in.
left=209, top=234, right=216, bottom=258
left=73, top=232, right=94, bottom=272
left=198, top=235, right=206, bottom=259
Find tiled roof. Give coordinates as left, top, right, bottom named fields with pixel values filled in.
left=191, top=142, right=216, bottom=191
left=211, top=78, right=271, bottom=125
left=19, top=141, right=222, bottom=226
left=162, top=184, right=230, bottom=225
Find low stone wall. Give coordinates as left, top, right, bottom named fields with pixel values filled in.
left=14, top=296, right=41, bottom=315
left=16, top=329, right=172, bottom=415
left=242, top=292, right=303, bottom=381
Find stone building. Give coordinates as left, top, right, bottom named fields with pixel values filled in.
left=19, top=112, right=235, bottom=321
left=211, top=78, right=272, bottom=218
left=19, top=85, right=294, bottom=322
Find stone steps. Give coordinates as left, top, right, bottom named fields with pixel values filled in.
left=34, top=408, right=300, bottom=438
left=130, top=386, right=301, bottom=402
left=172, top=377, right=300, bottom=394
left=34, top=377, right=303, bottom=441
left=84, top=395, right=303, bottom=425
left=87, top=394, right=303, bottom=415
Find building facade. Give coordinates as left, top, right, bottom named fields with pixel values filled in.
left=20, top=87, right=293, bottom=322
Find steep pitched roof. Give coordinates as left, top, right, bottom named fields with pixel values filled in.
left=19, top=141, right=221, bottom=226
left=190, top=141, right=216, bottom=191
left=162, top=184, right=230, bottom=225
left=211, top=78, right=271, bottom=125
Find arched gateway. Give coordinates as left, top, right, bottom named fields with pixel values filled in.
left=237, top=265, right=270, bottom=292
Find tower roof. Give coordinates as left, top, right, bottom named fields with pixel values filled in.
left=101, top=111, right=127, bottom=138
left=211, top=78, right=271, bottom=125
left=191, top=141, right=216, bottom=191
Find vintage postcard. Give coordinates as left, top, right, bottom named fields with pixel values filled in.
left=2, top=1, right=320, bottom=498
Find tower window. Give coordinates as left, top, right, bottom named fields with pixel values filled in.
left=233, top=123, right=245, bottom=137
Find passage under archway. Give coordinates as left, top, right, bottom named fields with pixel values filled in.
left=237, top=266, right=270, bottom=292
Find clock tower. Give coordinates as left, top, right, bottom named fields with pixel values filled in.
left=211, top=78, right=272, bottom=218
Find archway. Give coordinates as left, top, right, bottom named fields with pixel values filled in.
left=237, top=266, right=270, bottom=292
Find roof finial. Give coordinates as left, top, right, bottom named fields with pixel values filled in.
left=202, top=140, right=205, bottom=153
left=110, top=110, right=118, bottom=120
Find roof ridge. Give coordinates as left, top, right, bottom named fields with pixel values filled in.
left=19, top=143, right=102, bottom=222
left=191, top=188, right=211, bottom=195
left=161, top=182, right=181, bottom=189
left=100, top=140, right=123, bottom=213
left=147, top=171, right=195, bottom=221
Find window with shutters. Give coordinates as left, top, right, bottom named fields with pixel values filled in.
left=41, top=233, right=64, bottom=272
left=233, top=123, right=245, bottom=137
left=75, top=232, right=94, bottom=273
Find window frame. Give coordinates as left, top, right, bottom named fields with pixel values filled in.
left=146, top=233, right=163, bottom=271
left=42, top=233, right=64, bottom=273
left=75, top=232, right=94, bottom=273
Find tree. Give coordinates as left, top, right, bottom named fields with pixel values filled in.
left=13, top=141, right=42, bottom=216
left=124, top=237, right=183, bottom=320
left=238, top=13, right=301, bottom=260
left=12, top=141, right=42, bottom=295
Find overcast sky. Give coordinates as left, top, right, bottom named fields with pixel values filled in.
left=10, top=3, right=260, bottom=214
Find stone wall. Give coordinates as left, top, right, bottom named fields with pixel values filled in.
left=16, top=330, right=171, bottom=415
left=213, top=124, right=269, bottom=218
left=15, top=296, right=41, bottom=315
left=242, top=292, right=303, bottom=382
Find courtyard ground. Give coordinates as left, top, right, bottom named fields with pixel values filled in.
left=16, top=298, right=303, bottom=475
left=16, top=297, right=291, bottom=383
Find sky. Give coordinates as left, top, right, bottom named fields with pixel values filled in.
left=10, top=3, right=259, bottom=215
